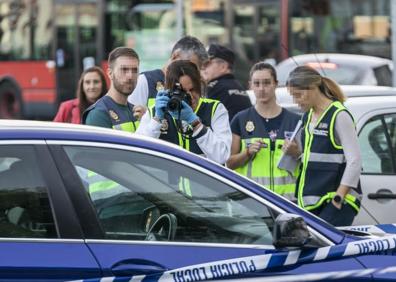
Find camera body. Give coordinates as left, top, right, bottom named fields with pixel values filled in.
left=166, top=83, right=192, bottom=112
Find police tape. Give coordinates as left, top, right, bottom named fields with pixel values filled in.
left=69, top=234, right=396, bottom=282
left=217, top=266, right=396, bottom=282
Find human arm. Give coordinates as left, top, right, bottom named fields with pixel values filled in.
left=282, top=139, right=301, bottom=159
left=128, top=74, right=149, bottom=106
left=53, top=102, right=68, bottom=122
left=135, top=91, right=169, bottom=138
left=194, top=103, right=232, bottom=164
left=135, top=111, right=162, bottom=138
left=226, top=134, right=263, bottom=169
left=282, top=117, right=303, bottom=158
left=132, top=105, right=147, bottom=121
left=332, top=111, right=362, bottom=208
left=84, top=108, right=113, bottom=128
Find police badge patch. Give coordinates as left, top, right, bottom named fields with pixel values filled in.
left=160, top=119, right=169, bottom=134
left=109, top=110, right=119, bottom=121
left=245, top=121, right=255, bottom=133
left=156, top=81, right=165, bottom=92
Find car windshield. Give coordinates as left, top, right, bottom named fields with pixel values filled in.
left=306, top=64, right=362, bottom=85
left=277, top=63, right=363, bottom=86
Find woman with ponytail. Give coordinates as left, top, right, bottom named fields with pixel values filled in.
left=286, top=65, right=362, bottom=226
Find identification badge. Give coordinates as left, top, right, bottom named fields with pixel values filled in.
left=160, top=119, right=169, bottom=134
left=156, top=81, right=165, bottom=92
left=109, top=110, right=119, bottom=121
left=245, top=121, right=255, bottom=133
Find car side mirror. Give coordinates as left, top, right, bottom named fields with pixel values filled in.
left=272, top=213, right=311, bottom=248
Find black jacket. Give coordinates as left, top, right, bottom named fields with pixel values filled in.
left=206, top=73, right=251, bottom=121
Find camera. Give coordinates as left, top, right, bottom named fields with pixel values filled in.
left=166, top=83, right=192, bottom=112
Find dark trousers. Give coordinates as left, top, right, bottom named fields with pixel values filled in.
left=312, top=202, right=356, bottom=226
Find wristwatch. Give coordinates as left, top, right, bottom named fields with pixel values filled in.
left=333, top=194, right=344, bottom=204
left=191, top=119, right=201, bottom=128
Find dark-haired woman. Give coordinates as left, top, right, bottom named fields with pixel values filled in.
left=287, top=65, right=362, bottom=226
left=137, top=60, right=231, bottom=165
left=226, top=62, right=301, bottom=201
left=53, top=66, right=107, bottom=124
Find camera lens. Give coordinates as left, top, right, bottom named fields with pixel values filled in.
left=167, top=97, right=181, bottom=111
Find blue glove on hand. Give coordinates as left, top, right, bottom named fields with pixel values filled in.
left=170, top=101, right=199, bottom=124
left=154, top=90, right=170, bottom=119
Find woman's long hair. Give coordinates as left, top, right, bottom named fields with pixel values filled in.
left=165, top=60, right=202, bottom=95
left=77, top=66, right=108, bottom=115
left=287, top=65, right=345, bottom=102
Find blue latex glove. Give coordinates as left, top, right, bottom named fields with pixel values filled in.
left=154, top=90, right=170, bottom=119
left=170, top=101, right=199, bottom=124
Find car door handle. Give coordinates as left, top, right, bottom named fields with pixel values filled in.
left=368, top=192, right=396, bottom=199
left=111, top=259, right=167, bottom=276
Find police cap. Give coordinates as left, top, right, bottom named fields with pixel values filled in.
left=207, top=44, right=235, bottom=66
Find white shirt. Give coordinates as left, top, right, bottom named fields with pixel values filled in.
left=136, top=102, right=232, bottom=164
left=128, top=74, right=149, bottom=106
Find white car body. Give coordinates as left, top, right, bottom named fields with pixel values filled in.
left=275, top=53, right=393, bottom=87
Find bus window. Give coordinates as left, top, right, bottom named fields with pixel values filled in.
left=0, top=0, right=53, bottom=60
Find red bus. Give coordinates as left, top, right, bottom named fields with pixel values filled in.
left=0, top=0, right=390, bottom=119
left=0, top=0, right=183, bottom=119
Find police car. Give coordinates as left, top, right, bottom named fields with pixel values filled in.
left=0, top=120, right=396, bottom=281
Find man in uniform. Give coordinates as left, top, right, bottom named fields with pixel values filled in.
left=128, top=36, right=208, bottom=107
left=201, top=44, right=251, bottom=121
left=83, top=47, right=142, bottom=132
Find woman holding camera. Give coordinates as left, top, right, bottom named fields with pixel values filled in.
left=137, top=60, right=231, bottom=165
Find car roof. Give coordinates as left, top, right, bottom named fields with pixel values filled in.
left=277, top=53, right=392, bottom=67
left=0, top=120, right=182, bottom=152
left=276, top=54, right=393, bottom=86
left=275, top=85, right=396, bottom=105
left=274, top=90, right=396, bottom=123
left=0, top=120, right=233, bottom=169
left=344, top=95, right=396, bottom=121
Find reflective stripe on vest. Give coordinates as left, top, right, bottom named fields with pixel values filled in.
left=303, top=192, right=361, bottom=213
left=148, top=98, right=156, bottom=109
left=235, top=137, right=299, bottom=200
left=113, top=121, right=139, bottom=132
left=307, top=152, right=345, bottom=163
left=179, top=177, right=192, bottom=197
left=86, top=171, right=128, bottom=202
left=298, top=101, right=360, bottom=212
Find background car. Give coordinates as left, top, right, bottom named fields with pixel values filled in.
left=247, top=85, right=396, bottom=106
left=270, top=86, right=396, bottom=225
left=0, top=120, right=395, bottom=281
left=275, top=54, right=393, bottom=87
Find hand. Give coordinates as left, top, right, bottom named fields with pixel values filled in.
left=331, top=199, right=342, bottom=210
left=246, top=141, right=263, bottom=158
left=133, top=105, right=147, bottom=121
left=169, top=101, right=199, bottom=124
left=154, top=90, right=170, bottom=119
left=282, top=139, right=301, bottom=159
